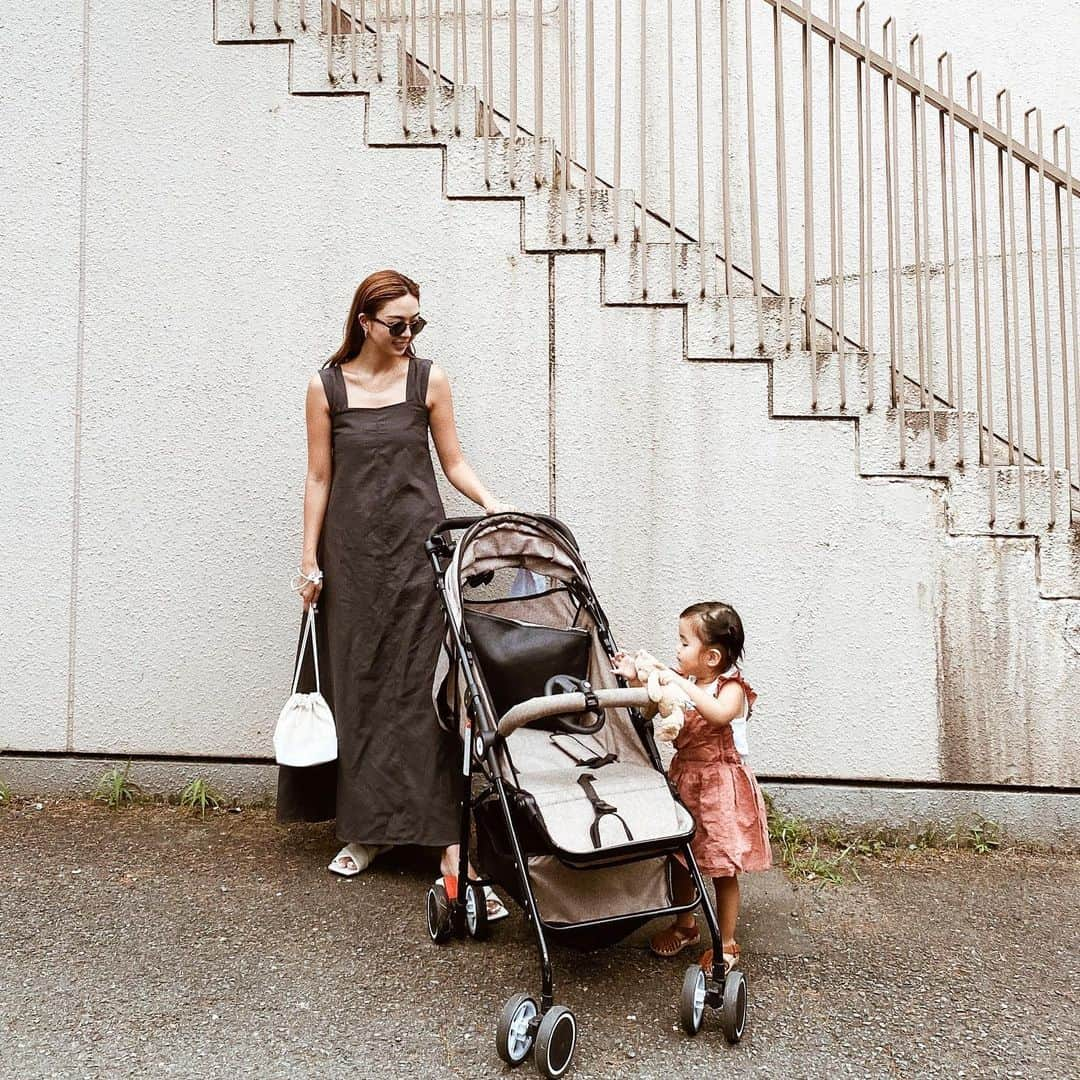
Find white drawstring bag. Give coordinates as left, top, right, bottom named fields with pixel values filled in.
left=274, top=606, right=338, bottom=767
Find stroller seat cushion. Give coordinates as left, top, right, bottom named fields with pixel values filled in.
left=511, top=761, right=694, bottom=855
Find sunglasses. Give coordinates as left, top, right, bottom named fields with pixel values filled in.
left=369, top=314, right=427, bottom=338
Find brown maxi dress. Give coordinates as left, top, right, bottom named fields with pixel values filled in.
left=276, top=356, right=459, bottom=847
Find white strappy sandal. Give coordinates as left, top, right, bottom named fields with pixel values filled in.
left=328, top=843, right=388, bottom=877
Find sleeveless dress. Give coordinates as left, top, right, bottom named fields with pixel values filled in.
left=669, top=669, right=772, bottom=878
left=276, top=356, right=460, bottom=847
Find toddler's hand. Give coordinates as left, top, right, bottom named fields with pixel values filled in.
left=610, top=651, right=639, bottom=682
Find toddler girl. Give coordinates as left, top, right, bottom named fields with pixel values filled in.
left=613, top=601, right=771, bottom=972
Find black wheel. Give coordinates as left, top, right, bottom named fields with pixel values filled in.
left=679, top=964, right=706, bottom=1036
left=464, top=881, right=490, bottom=941
left=534, top=1005, right=577, bottom=1079
left=720, top=970, right=747, bottom=1044
left=425, top=882, right=452, bottom=944
left=496, top=992, right=538, bottom=1067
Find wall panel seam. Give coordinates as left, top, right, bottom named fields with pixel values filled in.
left=67, top=0, right=91, bottom=751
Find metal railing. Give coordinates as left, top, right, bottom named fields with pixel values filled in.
left=242, top=1, right=1080, bottom=527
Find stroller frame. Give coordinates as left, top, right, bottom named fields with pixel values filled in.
left=424, top=513, right=748, bottom=1075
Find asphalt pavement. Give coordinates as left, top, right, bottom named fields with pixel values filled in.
left=2, top=800, right=1077, bottom=1079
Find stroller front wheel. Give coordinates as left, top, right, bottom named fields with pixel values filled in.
left=496, top=992, right=538, bottom=1066
left=534, top=1005, right=577, bottom=1079
left=679, top=964, right=707, bottom=1035
left=720, top=970, right=747, bottom=1043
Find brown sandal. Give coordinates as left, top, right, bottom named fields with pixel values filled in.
left=649, top=923, right=701, bottom=958
left=698, top=941, right=740, bottom=973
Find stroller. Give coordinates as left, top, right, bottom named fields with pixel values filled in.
left=424, top=513, right=748, bottom=1078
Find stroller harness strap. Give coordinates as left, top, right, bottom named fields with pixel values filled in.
left=550, top=733, right=618, bottom=770
left=577, top=773, right=634, bottom=849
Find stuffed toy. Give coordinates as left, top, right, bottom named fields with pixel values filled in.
left=628, top=650, right=688, bottom=743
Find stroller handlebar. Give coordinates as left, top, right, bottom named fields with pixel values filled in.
left=496, top=687, right=653, bottom=739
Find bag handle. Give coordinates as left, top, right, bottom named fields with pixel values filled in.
left=291, top=606, right=322, bottom=696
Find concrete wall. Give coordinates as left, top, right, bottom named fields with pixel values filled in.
left=0, top=1, right=1077, bottom=794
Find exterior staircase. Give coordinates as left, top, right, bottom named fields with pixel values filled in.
left=214, top=1, right=1080, bottom=604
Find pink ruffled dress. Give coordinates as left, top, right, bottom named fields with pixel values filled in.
left=669, top=669, right=772, bottom=878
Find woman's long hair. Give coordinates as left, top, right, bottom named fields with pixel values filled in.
left=325, top=269, right=421, bottom=367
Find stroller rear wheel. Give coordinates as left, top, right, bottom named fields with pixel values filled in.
left=496, top=992, right=538, bottom=1066
left=425, top=882, right=453, bottom=944
left=464, top=881, right=490, bottom=941
left=679, top=964, right=707, bottom=1035
left=720, top=970, right=747, bottom=1043
left=534, top=1005, right=577, bottom=1079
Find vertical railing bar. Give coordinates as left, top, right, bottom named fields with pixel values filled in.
left=273, top=0, right=281, bottom=32
left=966, top=73, right=986, bottom=467
left=375, top=0, right=384, bottom=83
left=301, top=0, right=308, bottom=32
left=882, top=19, right=898, bottom=408
left=667, top=0, right=677, bottom=294
left=908, top=37, right=928, bottom=411
left=487, top=0, right=496, bottom=186
left=802, top=4, right=817, bottom=398
left=409, top=0, right=417, bottom=90
left=994, top=90, right=1017, bottom=466
left=461, top=0, right=468, bottom=86
left=450, top=0, right=459, bottom=133
left=427, top=0, right=435, bottom=132
left=827, top=1, right=840, bottom=356
left=945, top=55, right=964, bottom=465
left=745, top=0, right=763, bottom=348
left=773, top=0, right=792, bottom=350
left=434, top=1, right=441, bottom=95
left=1033, top=110, right=1057, bottom=526
left=915, top=38, right=935, bottom=466
left=721, top=0, right=735, bottom=350
left=856, top=5, right=868, bottom=351
left=1063, top=128, right=1080, bottom=513
left=1023, top=109, right=1045, bottom=462
left=694, top=0, right=706, bottom=297
left=509, top=0, right=518, bottom=187
left=533, top=0, right=542, bottom=186
left=614, top=0, right=623, bottom=214
left=327, top=0, right=335, bottom=83
left=830, top=0, right=846, bottom=404
left=936, top=55, right=956, bottom=412
left=862, top=3, right=874, bottom=408
left=558, top=0, right=569, bottom=242
left=1003, top=92, right=1026, bottom=520
left=250, top=0, right=256, bottom=33
left=400, top=0, right=408, bottom=134
left=888, top=20, right=905, bottom=446
left=480, top=0, right=490, bottom=183
left=350, top=0, right=357, bottom=82
left=975, top=73, right=998, bottom=522
left=586, top=0, right=596, bottom=242
left=1053, top=127, right=1074, bottom=509
left=639, top=0, right=648, bottom=296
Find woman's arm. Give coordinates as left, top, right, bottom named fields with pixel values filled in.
left=298, top=374, right=332, bottom=608
left=427, top=363, right=511, bottom=512
left=658, top=670, right=745, bottom=729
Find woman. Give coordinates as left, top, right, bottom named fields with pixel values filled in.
left=278, top=269, right=512, bottom=895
